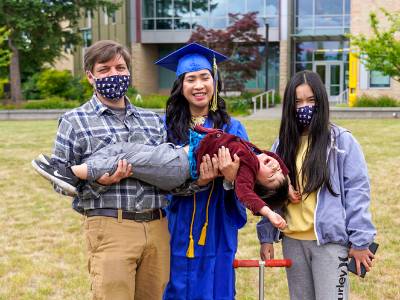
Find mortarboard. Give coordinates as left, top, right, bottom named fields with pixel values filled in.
left=155, top=42, right=228, bottom=112
left=155, top=42, right=228, bottom=77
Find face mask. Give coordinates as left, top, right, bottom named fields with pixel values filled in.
left=91, top=73, right=130, bottom=102
left=296, top=105, right=315, bottom=127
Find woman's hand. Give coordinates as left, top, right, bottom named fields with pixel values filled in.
left=196, top=154, right=220, bottom=186
left=348, top=247, right=375, bottom=276
left=217, top=146, right=240, bottom=183
left=97, top=159, right=132, bottom=185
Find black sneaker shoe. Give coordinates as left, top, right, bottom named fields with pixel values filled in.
left=31, top=159, right=79, bottom=195
left=37, top=154, right=52, bottom=165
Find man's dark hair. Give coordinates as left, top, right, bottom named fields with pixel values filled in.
left=254, top=176, right=289, bottom=210
left=84, top=40, right=131, bottom=72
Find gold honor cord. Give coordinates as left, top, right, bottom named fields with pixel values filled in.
left=210, top=55, right=218, bottom=112
left=186, top=180, right=215, bottom=258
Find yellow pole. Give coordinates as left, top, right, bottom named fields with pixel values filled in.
left=348, top=51, right=358, bottom=107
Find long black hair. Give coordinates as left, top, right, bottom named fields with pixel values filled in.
left=277, top=70, right=337, bottom=196
left=165, top=70, right=231, bottom=144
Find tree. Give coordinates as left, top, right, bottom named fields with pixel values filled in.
left=0, top=0, right=120, bottom=104
left=350, top=9, right=400, bottom=82
left=0, top=26, right=11, bottom=67
left=189, top=12, right=264, bottom=92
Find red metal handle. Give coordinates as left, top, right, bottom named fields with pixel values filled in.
left=233, top=259, right=292, bottom=268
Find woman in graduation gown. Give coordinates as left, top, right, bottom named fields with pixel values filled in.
left=155, top=43, right=249, bottom=300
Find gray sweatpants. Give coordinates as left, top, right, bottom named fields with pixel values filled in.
left=85, top=142, right=190, bottom=191
left=282, top=236, right=349, bottom=300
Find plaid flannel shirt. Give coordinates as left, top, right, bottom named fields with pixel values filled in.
left=52, top=95, right=168, bottom=213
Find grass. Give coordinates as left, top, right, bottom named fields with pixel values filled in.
left=0, top=119, right=399, bottom=299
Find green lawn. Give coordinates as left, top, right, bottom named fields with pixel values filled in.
left=0, top=119, right=399, bottom=300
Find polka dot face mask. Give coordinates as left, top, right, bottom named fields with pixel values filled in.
left=91, top=73, right=130, bottom=102
left=296, top=105, right=315, bottom=127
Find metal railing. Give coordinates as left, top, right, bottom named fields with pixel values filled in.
left=252, top=89, right=275, bottom=114
left=330, top=88, right=349, bottom=105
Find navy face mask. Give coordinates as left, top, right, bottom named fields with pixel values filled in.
left=92, top=73, right=130, bottom=102
left=296, top=105, right=315, bottom=127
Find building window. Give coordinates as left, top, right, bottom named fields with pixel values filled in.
left=295, top=0, right=350, bottom=36
left=141, top=0, right=279, bottom=31
left=369, top=71, right=390, bottom=88
left=85, top=10, right=92, bottom=28
left=82, top=29, right=92, bottom=48
left=103, top=7, right=108, bottom=25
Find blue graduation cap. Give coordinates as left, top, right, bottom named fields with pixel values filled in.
left=154, top=42, right=228, bottom=77
left=155, top=43, right=228, bottom=112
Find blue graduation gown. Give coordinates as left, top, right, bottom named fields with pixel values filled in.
left=163, top=118, right=248, bottom=300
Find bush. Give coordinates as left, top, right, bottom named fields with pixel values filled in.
left=80, top=77, right=94, bottom=102
left=355, top=95, right=400, bottom=107
left=36, top=69, right=82, bottom=100
left=225, top=97, right=252, bottom=115
left=22, top=73, right=41, bottom=99
left=23, top=69, right=88, bottom=101
left=223, top=90, right=281, bottom=116
left=0, top=77, right=8, bottom=99
left=131, top=94, right=167, bottom=109
left=23, top=97, right=80, bottom=109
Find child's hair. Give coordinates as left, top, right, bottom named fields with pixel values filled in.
left=254, top=176, right=289, bottom=210
left=277, top=70, right=337, bottom=196
left=165, top=70, right=231, bottom=144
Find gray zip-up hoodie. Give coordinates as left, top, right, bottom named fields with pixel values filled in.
left=257, top=125, right=376, bottom=250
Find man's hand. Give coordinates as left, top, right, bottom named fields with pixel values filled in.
left=349, top=247, right=375, bottom=276
left=96, top=159, right=132, bottom=186
left=260, top=243, right=274, bottom=260
left=217, top=146, right=240, bottom=183
left=196, top=154, right=220, bottom=186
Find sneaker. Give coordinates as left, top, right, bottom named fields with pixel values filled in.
left=37, top=153, right=52, bottom=165
left=31, top=159, right=79, bottom=195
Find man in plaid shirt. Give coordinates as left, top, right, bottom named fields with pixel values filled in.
left=51, top=40, right=170, bottom=300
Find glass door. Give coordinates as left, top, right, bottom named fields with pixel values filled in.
left=313, top=61, right=343, bottom=102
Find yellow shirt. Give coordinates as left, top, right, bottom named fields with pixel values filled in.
left=282, top=135, right=317, bottom=240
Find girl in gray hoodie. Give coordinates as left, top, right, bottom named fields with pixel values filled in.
left=257, top=71, right=376, bottom=300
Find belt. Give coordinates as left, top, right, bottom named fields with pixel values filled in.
left=84, top=208, right=166, bottom=222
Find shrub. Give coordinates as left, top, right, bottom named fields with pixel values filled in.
left=225, top=97, right=252, bottom=115
left=80, top=77, right=94, bottom=102
left=131, top=94, right=167, bottom=109
left=0, top=77, right=8, bottom=99
left=36, top=69, right=76, bottom=99
left=22, top=73, right=41, bottom=99
left=23, top=69, right=87, bottom=101
left=355, top=95, right=400, bottom=107
left=23, top=97, right=80, bottom=109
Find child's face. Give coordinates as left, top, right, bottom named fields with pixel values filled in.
left=256, top=153, right=285, bottom=189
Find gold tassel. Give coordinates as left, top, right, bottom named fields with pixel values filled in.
left=198, top=180, right=214, bottom=246
left=186, top=237, right=195, bottom=258
left=186, top=193, right=197, bottom=258
left=211, top=55, right=218, bottom=112
left=198, top=223, right=208, bottom=246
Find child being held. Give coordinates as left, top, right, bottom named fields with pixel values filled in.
left=32, top=126, right=300, bottom=229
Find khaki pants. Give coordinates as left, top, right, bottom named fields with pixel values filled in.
left=84, top=215, right=170, bottom=300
